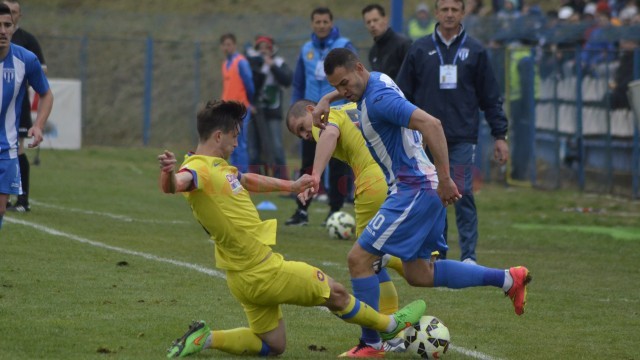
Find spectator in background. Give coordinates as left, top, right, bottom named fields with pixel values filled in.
left=4, top=0, right=46, bottom=213
left=407, top=3, right=436, bottom=41
left=609, top=14, right=640, bottom=109
left=396, top=0, right=510, bottom=264
left=0, top=2, right=53, bottom=231
left=245, top=35, right=292, bottom=179
left=286, top=7, right=356, bottom=226
left=492, top=0, right=524, bottom=13
left=462, top=0, right=489, bottom=39
left=561, top=0, right=587, bottom=14
left=497, top=0, right=522, bottom=21
left=362, top=3, right=412, bottom=80
left=581, top=3, right=617, bottom=76
left=220, top=33, right=253, bottom=173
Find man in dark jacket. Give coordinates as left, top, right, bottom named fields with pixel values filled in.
left=362, top=4, right=412, bottom=80
left=245, top=35, right=292, bottom=179
left=396, top=0, right=509, bottom=265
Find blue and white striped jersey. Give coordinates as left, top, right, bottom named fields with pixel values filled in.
left=0, top=43, right=49, bottom=159
left=357, top=72, right=438, bottom=192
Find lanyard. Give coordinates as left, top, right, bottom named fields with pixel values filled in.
left=432, top=32, right=467, bottom=66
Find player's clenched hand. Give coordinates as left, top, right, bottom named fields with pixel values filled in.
left=311, top=98, right=331, bottom=129
left=297, top=188, right=313, bottom=206
left=27, top=126, right=44, bottom=148
left=437, top=177, right=462, bottom=207
left=291, top=174, right=315, bottom=193
left=158, top=150, right=177, bottom=173
left=297, top=173, right=321, bottom=205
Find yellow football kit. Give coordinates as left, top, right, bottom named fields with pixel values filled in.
left=179, top=155, right=330, bottom=333
left=311, top=103, right=388, bottom=237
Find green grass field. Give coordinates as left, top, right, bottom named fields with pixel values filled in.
left=2, top=147, right=639, bottom=359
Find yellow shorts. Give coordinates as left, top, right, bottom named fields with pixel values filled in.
left=225, top=252, right=331, bottom=334
left=354, top=170, right=387, bottom=238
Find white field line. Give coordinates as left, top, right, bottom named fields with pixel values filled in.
left=7, top=217, right=502, bottom=360
left=29, top=199, right=189, bottom=224
left=4, top=217, right=224, bottom=279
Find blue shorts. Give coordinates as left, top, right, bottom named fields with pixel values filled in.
left=0, top=158, right=22, bottom=195
left=358, top=183, right=447, bottom=261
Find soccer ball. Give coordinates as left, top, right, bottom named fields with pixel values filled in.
left=404, top=315, right=451, bottom=359
left=325, top=211, right=355, bottom=240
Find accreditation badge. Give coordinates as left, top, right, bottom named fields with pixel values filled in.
left=439, top=65, right=457, bottom=89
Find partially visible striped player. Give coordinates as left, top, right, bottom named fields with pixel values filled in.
left=286, top=100, right=410, bottom=356
left=159, top=99, right=427, bottom=358
left=313, top=48, right=531, bottom=357
left=0, top=2, right=53, bottom=231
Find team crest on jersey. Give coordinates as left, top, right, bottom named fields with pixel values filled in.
left=458, top=48, right=469, bottom=61
left=226, top=174, right=243, bottom=194
left=306, top=50, right=314, bottom=60
left=3, top=68, right=14, bottom=82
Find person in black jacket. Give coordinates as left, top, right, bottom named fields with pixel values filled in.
left=4, top=0, right=46, bottom=213
left=396, top=0, right=509, bottom=265
left=362, top=4, right=412, bottom=80
left=245, top=35, right=292, bottom=179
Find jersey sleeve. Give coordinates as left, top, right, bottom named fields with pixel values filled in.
left=25, top=55, right=49, bottom=95
left=371, top=86, right=417, bottom=128
left=179, top=157, right=209, bottom=191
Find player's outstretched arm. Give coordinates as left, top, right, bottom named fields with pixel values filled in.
left=299, top=124, right=340, bottom=204
left=241, top=173, right=314, bottom=194
left=158, top=150, right=193, bottom=194
left=312, top=90, right=343, bottom=129
left=28, top=89, right=54, bottom=148
left=407, top=109, right=461, bottom=206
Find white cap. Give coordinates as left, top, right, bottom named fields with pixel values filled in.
left=416, top=3, right=429, bottom=13
left=558, top=6, right=574, bottom=20
left=584, top=3, right=597, bottom=15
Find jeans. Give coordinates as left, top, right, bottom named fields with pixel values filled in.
left=442, top=142, right=479, bottom=261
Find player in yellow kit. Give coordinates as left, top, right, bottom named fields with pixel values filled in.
left=286, top=100, right=411, bottom=356
left=159, top=99, right=426, bottom=358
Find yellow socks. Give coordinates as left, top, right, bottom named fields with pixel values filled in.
left=333, top=295, right=391, bottom=331
left=211, top=328, right=270, bottom=355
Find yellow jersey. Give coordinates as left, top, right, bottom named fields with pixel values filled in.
left=311, top=102, right=385, bottom=197
left=179, top=154, right=275, bottom=271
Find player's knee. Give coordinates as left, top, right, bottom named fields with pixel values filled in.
left=346, top=251, right=370, bottom=274
left=268, top=341, right=286, bottom=355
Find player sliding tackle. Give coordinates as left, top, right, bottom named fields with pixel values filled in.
left=158, top=99, right=427, bottom=358
left=308, top=48, right=531, bottom=357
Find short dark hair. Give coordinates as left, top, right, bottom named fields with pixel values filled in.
left=324, top=48, right=359, bottom=76
left=286, top=99, right=316, bottom=131
left=362, top=4, right=386, bottom=17
left=311, top=7, right=333, bottom=21
left=0, top=3, right=11, bottom=17
left=196, top=100, right=246, bottom=142
left=435, top=0, right=465, bottom=11
left=219, top=33, right=236, bottom=44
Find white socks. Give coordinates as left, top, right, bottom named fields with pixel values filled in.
left=502, top=269, right=513, bottom=292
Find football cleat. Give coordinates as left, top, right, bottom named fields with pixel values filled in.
left=506, top=266, right=532, bottom=315
left=166, top=320, right=210, bottom=358
left=380, top=299, right=426, bottom=341
left=382, top=337, right=406, bottom=352
left=285, top=209, right=308, bottom=226
left=338, top=341, right=384, bottom=358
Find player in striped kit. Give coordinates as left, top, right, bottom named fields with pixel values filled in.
left=0, top=2, right=52, bottom=231
left=313, top=48, right=530, bottom=357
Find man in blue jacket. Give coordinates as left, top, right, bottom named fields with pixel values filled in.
left=286, top=7, right=358, bottom=226
left=396, top=0, right=509, bottom=264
